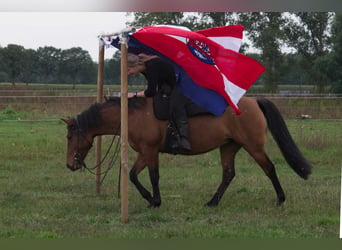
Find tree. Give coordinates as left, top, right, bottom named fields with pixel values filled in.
left=21, top=48, right=38, bottom=85
left=278, top=53, right=305, bottom=85
left=239, top=12, right=285, bottom=92
left=59, top=47, right=94, bottom=89
left=36, top=46, right=61, bottom=84
left=127, top=12, right=185, bottom=27
left=283, top=12, right=334, bottom=92
left=324, top=13, right=342, bottom=93
left=104, top=51, right=121, bottom=84
left=193, top=12, right=236, bottom=29
left=1, top=44, right=27, bottom=87
left=127, top=12, right=237, bottom=31
left=0, top=46, right=8, bottom=82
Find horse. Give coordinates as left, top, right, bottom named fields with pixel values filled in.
left=62, top=96, right=312, bottom=208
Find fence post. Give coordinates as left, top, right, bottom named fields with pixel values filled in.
left=120, top=34, right=129, bottom=223
left=96, top=39, right=105, bottom=195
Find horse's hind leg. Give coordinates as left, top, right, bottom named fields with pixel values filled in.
left=247, top=149, right=286, bottom=205
left=206, top=143, right=241, bottom=207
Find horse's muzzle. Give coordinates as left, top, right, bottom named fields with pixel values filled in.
left=66, top=163, right=80, bottom=171
left=66, top=154, right=86, bottom=171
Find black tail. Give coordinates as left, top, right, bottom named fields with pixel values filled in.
left=257, top=97, right=312, bottom=179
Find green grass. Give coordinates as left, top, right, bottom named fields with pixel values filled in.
left=0, top=109, right=340, bottom=238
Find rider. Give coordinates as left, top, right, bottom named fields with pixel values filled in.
left=127, top=53, right=191, bottom=151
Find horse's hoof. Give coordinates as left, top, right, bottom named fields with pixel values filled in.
left=147, top=201, right=161, bottom=208
left=277, top=196, right=285, bottom=206
left=147, top=204, right=160, bottom=209
left=205, top=201, right=218, bottom=207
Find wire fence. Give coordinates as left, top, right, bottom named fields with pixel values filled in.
left=1, top=92, right=342, bottom=120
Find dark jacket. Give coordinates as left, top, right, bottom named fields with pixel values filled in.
left=142, top=58, right=176, bottom=97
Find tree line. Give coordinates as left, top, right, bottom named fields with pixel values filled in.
left=0, top=46, right=98, bottom=89
left=0, top=12, right=341, bottom=93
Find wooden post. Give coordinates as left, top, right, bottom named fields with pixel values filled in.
left=120, top=34, right=129, bottom=223
left=96, top=39, right=105, bottom=195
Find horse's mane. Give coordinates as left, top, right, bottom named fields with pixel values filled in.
left=75, top=96, right=147, bottom=131
left=75, top=103, right=102, bottom=131
left=105, top=96, right=147, bottom=110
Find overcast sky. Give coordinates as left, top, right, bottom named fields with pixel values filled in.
left=0, top=12, right=132, bottom=62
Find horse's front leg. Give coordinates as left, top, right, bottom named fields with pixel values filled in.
left=129, top=151, right=161, bottom=208
left=147, top=165, right=161, bottom=208
left=145, top=148, right=161, bottom=208
left=129, top=153, right=154, bottom=206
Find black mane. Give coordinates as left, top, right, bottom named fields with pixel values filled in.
left=74, top=97, right=147, bottom=131
left=105, top=96, right=147, bottom=109
left=75, top=103, right=102, bottom=131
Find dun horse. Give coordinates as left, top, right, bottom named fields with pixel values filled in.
left=62, top=96, right=312, bottom=208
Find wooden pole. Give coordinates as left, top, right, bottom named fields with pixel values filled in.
left=95, top=39, right=105, bottom=195
left=120, top=35, right=129, bottom=223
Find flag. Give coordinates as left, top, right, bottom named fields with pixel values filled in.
left=104, top=25, right=265, bottom=115
left=195, top=24, right=243, bottom=52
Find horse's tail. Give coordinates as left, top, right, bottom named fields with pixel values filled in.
left=256, top=97, right=312, bottom=179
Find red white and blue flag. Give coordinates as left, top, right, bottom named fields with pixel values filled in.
left=103, top=25, right=265, bottom=115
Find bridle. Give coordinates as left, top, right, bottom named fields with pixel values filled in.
left=71, top=118, right=94, bottom=170
left=71, top=118, right=121, bottom=186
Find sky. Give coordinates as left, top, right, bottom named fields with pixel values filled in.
left=0, top=11, right=261, bottom=62
left=0, top=1, right=340, bottom=62
left=0, top=12, right=132, bottom=62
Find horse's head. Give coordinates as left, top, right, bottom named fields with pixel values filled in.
left=62, top=118, right=94, bottom=171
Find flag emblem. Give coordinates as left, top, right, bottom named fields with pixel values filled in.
left=187, top=39, right=215, bottom=65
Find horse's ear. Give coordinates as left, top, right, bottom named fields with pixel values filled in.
left=61, top=118, right=72, bottom=126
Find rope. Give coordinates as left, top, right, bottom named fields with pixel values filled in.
left=100, top=137, right=121, bottom=185
left=82, top=135, right=121, bottom=186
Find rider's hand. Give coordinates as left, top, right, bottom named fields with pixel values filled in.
left=128, top=92, right=138, bottom=98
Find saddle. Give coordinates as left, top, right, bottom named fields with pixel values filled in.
left=153, top=92, right=210, bottom=121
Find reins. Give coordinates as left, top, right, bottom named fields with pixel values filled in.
left=82, top=135, right=121, bottom=185
left=74, top=115, right=122, bottom=188
left=82, top=134, right=124, bottom=198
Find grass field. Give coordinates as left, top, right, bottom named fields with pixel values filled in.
left=0, top=105, right=340, bottom=238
